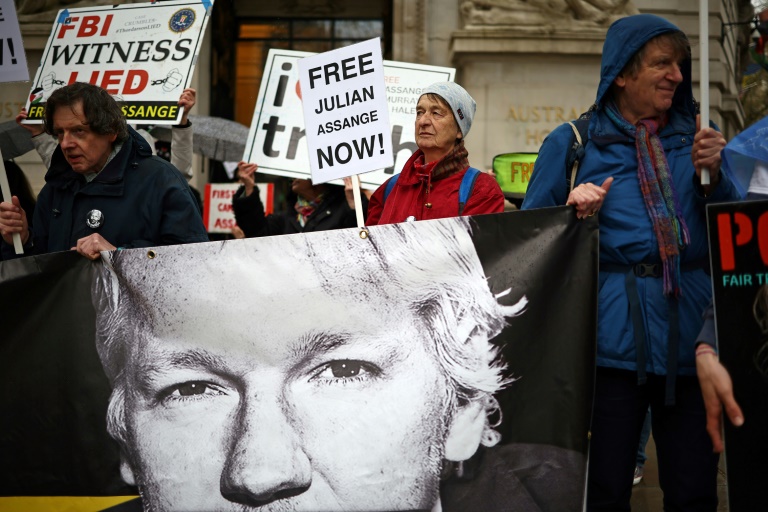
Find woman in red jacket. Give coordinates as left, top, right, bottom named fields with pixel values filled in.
left=367, top=82, right=504, bottom=225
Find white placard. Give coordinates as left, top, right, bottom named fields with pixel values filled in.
left=297, top=38, right=392, bottom=184
left=203, top=182, right=273, bottom=234
left=243, top=49, right=455, bottom=189
left=23, top=0, right=214, bottom=125
left=0, top=0, right=29, bottom=83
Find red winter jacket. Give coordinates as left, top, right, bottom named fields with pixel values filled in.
left=367, top=150, right=505, bottom=225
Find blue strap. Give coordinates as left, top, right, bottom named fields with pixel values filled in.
left=458, top=167, right=482, bottom=215
left=383, top=174, right=400, bottom=203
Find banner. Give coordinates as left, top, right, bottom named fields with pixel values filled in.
left=23, top=0, right=214, bottom=125
left=243, top=49, right=455, bottom=189
left=202, top=182, right=274, bottom=233
left=707, top=199, right=768, bottom=511
left=0, top=207, right=597, bottom=511
left=0, top=0, right=29, bottom=83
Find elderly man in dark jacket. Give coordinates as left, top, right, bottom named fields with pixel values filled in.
left=0, top=82, right=208, bottom=259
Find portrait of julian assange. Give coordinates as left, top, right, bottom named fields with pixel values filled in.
left=90, top=215, right=588, bottom=512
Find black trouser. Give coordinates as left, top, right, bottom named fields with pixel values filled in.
left=587, top=367, right=719, bottom=512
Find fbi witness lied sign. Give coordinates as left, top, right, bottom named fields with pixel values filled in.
left=24, top=0, right=213, bottom=124
left=298, top=38, right=393, bottom=184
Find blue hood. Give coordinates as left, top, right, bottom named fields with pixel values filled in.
left=596, top=14, right=696, bottom=118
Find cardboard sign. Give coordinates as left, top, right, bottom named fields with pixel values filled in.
left=23, top=0, right=214, bottom=124
left=203, top=182, right=273, bottom=234
left=243, top=49, right=454, bottom=189
left=493, top=153, right=538, bottom=198
left=297, top=38, right=392, bottom=184
left=0, top=0, right=29, bottom=83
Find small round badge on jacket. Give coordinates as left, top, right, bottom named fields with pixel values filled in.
left=86, top=209, right=104, bottom=229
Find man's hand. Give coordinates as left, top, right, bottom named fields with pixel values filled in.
left=696, top=350, right=744, bottom=453
left=231, top=225, right=245, bottom=239
left=16, top=108, right=45, bottom=137
left=178, top=88, right=196, bottom=125
left=0, top=197, right=30, bottom=245
left=693, top=115, right=726, bottom=192
left=566, top=177, right=613, bottom=219
left=73, top=233, right=117, bottom=260
left=237, top=161, right=258, bottom=197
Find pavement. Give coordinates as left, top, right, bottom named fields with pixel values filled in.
left=630, top=435, right=729, bottom=511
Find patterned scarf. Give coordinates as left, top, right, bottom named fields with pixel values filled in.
left=605, top=102, right=691, bottom=297
left=294, top=194, right=323, bottom=228
left=412, top=140, right=470, bottom=207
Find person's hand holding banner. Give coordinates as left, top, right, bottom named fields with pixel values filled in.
left=0, top=152, right=25, bottom=254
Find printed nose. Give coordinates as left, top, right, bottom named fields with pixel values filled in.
left=220, top=396, right=312, bottom=506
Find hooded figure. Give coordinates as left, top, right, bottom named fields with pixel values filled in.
left=367, top=81, right=504, bottom=225
left=522, top=13, right=741, bottom=511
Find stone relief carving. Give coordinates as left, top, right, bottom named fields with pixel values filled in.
left=460, top=0, right=639, bottom=28
left=17, top=0, right=148, bottom=23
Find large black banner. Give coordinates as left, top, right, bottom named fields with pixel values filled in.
left=707, top=199, right=768, bottom=511
left=0, top=208, right=597, bottom=512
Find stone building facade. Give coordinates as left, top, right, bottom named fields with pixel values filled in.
left=4, top=0, right=754, bottom=185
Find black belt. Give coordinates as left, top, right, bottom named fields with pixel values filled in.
left=601, top=260, right=708, bottom=406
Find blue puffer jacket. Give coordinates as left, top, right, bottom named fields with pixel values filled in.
left=16, top=126, right=208, bottom=256
left=522, top=14, right=741, bottom=377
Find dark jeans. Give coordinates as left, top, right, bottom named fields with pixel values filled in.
left=587, top=367, right=719, bottom=512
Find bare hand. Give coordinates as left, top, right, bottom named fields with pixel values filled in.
left=343, top=176, right=356, bottom=209
left=16, top=108, right=44, bottom=137
left=0, top=196, right=30, bottom=245
left=696, top=351, right=744, bottom=453
left=237, top=161, right=258, bottom=197
left=566, top=177, right=613, bottom=219
left=231, top=225, right=245, bottom=239
left=178, top=88, right=197, bottom=125
left=693, top=115, right=726, bottom=190
left=73, top=233, right=117, bottom=260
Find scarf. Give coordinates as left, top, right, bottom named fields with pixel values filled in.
left=412, top=140, right=470, bottom=208
left=605, top=102, right=691, bottom=297
left=294, top=194, right=323, bottom=228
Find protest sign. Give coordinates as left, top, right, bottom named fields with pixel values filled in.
left=203, top=182, right=273, bottom=233
left=0, top=207, right=596, bottom=511
left=707, top=199, right=768, bottom=511
left=297, top=38, right=392, bottom=184
left=23, top=0, right=214, bottom=125
left=243, top=49, right=454, bottom=189
left=493, top=152, right=538, bottom=198
left=0, top=0, right=29, bottom=83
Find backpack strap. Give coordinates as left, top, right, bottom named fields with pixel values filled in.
left=383, top=173, right=400, bottom=203
left=382, top=167, right=480, bottom=215
left=565, top=107, right=595, bottom=195
left=458, top=167, right=482, bottom=215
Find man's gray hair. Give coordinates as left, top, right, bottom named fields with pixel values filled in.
left=92, top=217, right=526, bottom=450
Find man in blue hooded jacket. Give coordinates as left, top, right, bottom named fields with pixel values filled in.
left=522, top=14, right=741, bottom=511
left=0, top=82, right=208, bottom=259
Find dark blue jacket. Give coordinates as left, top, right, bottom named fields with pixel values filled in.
left=6, top=127, right=207, bottom=257
left=522, top=14, right=742, bottom=376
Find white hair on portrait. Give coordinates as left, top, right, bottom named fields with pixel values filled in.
left=92, top=216, right=527, bottom=452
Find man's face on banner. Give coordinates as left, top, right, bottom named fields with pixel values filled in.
left=116, top=254, right=464, bottom=511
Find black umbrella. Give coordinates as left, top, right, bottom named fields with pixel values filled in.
left=150, top=115, right=250, bottom=162
left=0, top=120, right=35, bottom=160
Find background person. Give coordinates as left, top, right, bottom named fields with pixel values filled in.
left=521, top=13, right=742, bottom=511
left=366, top=81, right=504, bottom=225
left=91, top=217, right=535, bottom=511
left=0, top=82, right=207, bottom=260
left=231, top=161, right=364, bottom=237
